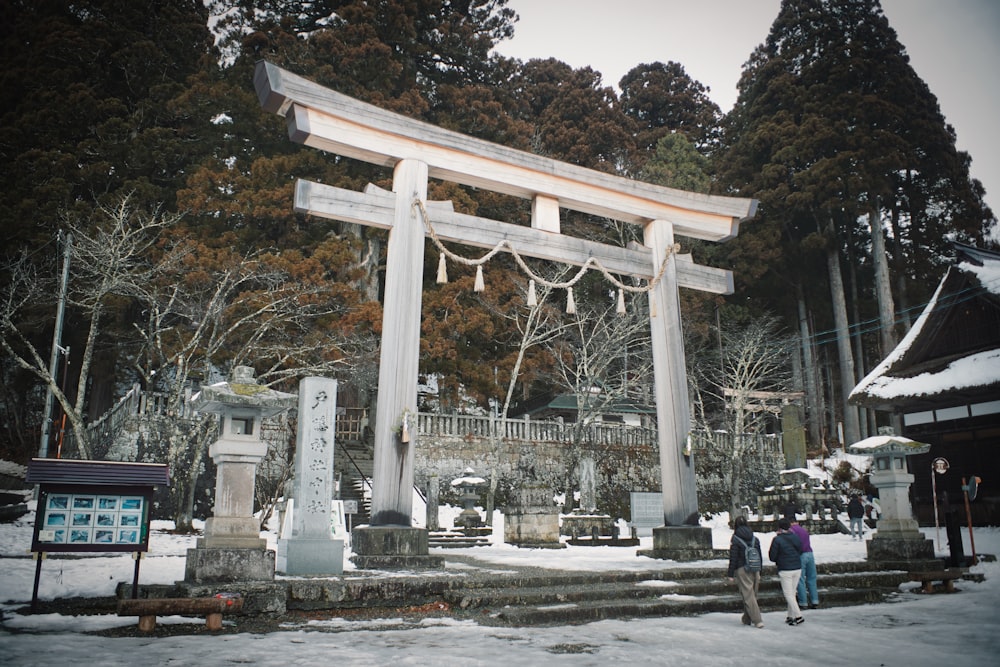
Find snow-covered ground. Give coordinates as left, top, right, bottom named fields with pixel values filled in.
left=1, top=494, right=998, bottom=667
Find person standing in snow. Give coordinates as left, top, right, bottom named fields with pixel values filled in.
left=847, top=494, right=866, bottom=540
left=727, top=515, right=764, bottom=628
left=787, top=514, right=819, bottom=609
left=769, top=518, right=804, bottom=626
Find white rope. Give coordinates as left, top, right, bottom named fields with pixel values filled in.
left=413, top=198, right=678, bottom=294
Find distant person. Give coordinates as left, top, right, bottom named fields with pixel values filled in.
left=769, top=518, right=804, bottom=626
left=726, top=515, right=765, bottom=629
left=787, top=515, right=819, bottom=609
left=847, top=494, right=866, bottom=540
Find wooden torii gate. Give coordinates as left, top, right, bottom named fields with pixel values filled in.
left=255, top=61, right=757, bottom=565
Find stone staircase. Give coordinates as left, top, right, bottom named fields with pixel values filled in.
left=438, top=562, right=916, bottom=626
left=428, top=529, right=493, bottom=548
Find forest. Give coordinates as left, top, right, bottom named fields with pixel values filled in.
left=1, top=0, right=995, bottom=492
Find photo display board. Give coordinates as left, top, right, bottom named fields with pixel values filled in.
left=32, top=485, right=153, bottom=553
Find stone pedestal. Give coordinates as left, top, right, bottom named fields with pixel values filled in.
left=277, top=538, right=345, bottom=575
left=185, top=547, right=276, bottom=584
left=638, top=525, right=717, bottom=561
left=351, top=525, right=444, bottom=569
left=561, top=512, right=615, bottom=539
left=504, top=483, right=564, bottom=549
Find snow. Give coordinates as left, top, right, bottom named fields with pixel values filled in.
left=848, top=435, right=928, bottom=452
left=2, top=459, right=998, bottom=665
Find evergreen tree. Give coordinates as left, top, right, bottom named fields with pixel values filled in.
left=618, top=61, right=722, bottom=167
left=716, top=0, right=995, bottom=446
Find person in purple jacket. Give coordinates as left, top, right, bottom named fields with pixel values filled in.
left=788, top=513, right=819, bottom=609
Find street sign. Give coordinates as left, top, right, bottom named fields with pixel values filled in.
left=965, top=476, right=981, bottom=502
left=343, top=500, right=359, bottom=515
left=933, top=457, right=950, bottom=474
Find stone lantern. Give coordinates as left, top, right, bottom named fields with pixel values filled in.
left=848, top=435, right=935, bottom=566
left=185, top=366, right=296, bottom=583
left=451, top=467, right=486, bottom=531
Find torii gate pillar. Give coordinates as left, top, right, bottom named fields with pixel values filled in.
left=350, top=159, right=445, bottom=569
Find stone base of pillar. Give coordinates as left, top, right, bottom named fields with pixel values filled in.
left=276, top=538, right=345, bottom=576
left=201, top=516, right=268, bottom=549
left=351, top=526, right=444, bottom=570
left=184, top=547, right=275, bottom=584
left=866, top=534, right=937, bottom=569
left=503, top=510, right=565, bottom=549
left=638, top=525, right=720, bottom=561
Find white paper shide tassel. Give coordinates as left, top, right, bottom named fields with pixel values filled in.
left=616, top=288, right=626, bottom=315
left=526, top=279, right=537, bottom=307
left=566, top=287, right=576, bottom=314
left=436, top=252, right=448, bottom=284
left=474, top=265, right=485, bottom=292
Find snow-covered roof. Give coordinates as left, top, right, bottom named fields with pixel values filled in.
left=850, top=244, right=1000, bottom=410
left=848, top=435, right=931, bottom=456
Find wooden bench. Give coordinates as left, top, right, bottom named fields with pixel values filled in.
left=907, top=569, right=965, bottom=593
left=117, top=596, right=243, bottom=632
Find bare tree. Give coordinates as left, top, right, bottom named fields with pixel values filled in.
left=689, top=315, right=794, bottom=519
left=1, top=197, right=178, bottom=459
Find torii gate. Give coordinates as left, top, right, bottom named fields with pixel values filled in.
left=255, top=62, right=757, bottom=564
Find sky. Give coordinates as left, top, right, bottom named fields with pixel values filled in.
left=493, top=0, right=1000, bottom=221
left=2, top=451, right=1000, bottom=666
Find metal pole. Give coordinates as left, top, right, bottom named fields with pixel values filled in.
left=38, top=232, right=72, bottom=459
left=932, top=464, right=941, bottom=551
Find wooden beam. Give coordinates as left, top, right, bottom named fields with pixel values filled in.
left=256, top=61, right=757, bottom=242
left=295, top=179, right=734, bottom=294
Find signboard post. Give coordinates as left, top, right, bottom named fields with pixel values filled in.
left=25, top=459, right=169, bottom=609
left=962, top=475, right=982, bottom=563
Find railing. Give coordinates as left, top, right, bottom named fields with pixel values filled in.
left=416, top=412, right=657, bottom=446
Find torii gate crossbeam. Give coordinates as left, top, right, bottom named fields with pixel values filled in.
left=254, top=61, right=757, bottom=563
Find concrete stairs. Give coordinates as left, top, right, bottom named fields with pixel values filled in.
left=428, top=529, right=492, bottom=548
left=439, top=562, right=914, bottom=626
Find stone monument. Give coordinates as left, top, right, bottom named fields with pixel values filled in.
left=561, top=456, right=617, bottom=544
left=186, top=366, right=296, bottom=583
left=276, top=376, right=344, bottom=575
left=503, top=449, right=564, bottom=549
left=849, top=435, right=936, bottom=567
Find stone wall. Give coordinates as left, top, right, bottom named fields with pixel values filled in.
left=413, top=434, right=662, bottom=521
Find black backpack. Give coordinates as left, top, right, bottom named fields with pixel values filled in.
left=734, top=534, right=763, bottom=573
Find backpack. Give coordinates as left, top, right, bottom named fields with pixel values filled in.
left=734, top=534, right=763, bottom=573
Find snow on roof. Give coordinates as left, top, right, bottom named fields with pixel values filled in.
left=962, top=258, right=1000, bottom=296
left=851, top=252, right=1000, bottom=404
left=848, top=435, right=930, bottom=455
left=856, top=348, right=1000, bottom=401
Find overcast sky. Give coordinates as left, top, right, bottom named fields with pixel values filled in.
left=494, top=0, right=1000, bottom=223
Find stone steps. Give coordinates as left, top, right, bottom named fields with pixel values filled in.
left=442, top=564, right=913, bottom=626
left=428, top=530, right=492, bottom=548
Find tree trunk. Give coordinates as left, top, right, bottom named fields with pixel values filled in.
left=825, top=221, right=860, bottom=446
left=868, top=199, right=899, bottom=357
left=796, top=288, right=822, bottom=448
left=845, top=242, right=869, bottom=440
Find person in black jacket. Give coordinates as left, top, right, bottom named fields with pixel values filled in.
left=727, top=515, right=764, bottom=628
left=847, top=494, right=866, bottom=540
left=769, top=518, right=804, bottom=626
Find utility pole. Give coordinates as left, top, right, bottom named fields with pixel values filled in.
left=38, top=231, right=72, bottom=459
